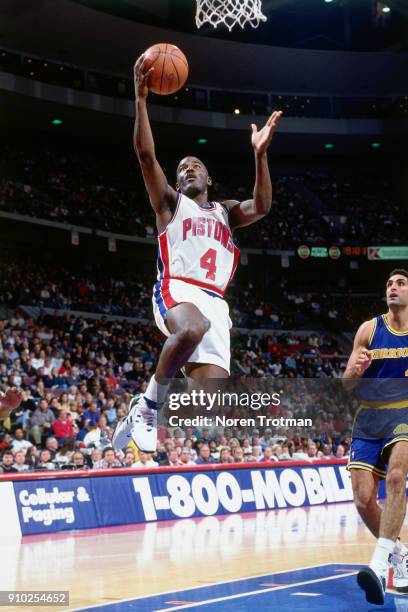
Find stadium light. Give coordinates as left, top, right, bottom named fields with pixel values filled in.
left=198, top=138, right=208, bottom=144
left=234, top=108, right=240, bottom=115
left=382, top=5, right=391, bottom=13
left=371, top=142, right=381, bottom=148
left=51, top=118, right=63, bottom=125
left=324, top=143, right=334, bottom=149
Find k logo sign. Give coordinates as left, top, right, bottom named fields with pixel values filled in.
left=368, top=247, right=381, bottom=260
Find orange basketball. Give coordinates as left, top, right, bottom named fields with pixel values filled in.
left=144, top=43, right=189, bottom=96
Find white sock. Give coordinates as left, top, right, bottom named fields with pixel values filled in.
left=394, top=539, right=408, bottom=558
left=144, top=375, right=169, bottom=406
left=370, top=537, right=395, bottom=575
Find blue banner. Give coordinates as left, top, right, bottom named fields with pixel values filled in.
left=13, top=463, right=355, bottom=535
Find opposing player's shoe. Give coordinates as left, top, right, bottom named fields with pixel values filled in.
left=392, top=550, right=408, bottom=592
left=112, top=395, right=158, bottom=452
left=357, top=566, right=386, bottom=605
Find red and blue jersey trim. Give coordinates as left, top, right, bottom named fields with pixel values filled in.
left=153, top=279, right=178, bottom=320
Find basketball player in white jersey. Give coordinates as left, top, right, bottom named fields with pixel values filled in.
left=112, top=54, right=282, bottom=452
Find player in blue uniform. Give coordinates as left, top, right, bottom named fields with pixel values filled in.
left=344, top=269, right=408, bottom=605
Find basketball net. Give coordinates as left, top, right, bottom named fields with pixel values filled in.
left=195, top=0, right=267, bottom=31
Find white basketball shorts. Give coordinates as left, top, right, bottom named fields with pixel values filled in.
left=152, top=278, right=232, bottom=374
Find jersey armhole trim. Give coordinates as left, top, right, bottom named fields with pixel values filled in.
left=368, top=317, right=377, bottom=348
left=157, top=192, right=182, bottom=237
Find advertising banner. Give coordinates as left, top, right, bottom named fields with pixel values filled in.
left=368, top=246, right=408, bottom=260
left=12, top=462, right=355, bottom=535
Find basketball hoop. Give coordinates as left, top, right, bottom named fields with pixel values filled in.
left=195, top=0, right=267, bottom=31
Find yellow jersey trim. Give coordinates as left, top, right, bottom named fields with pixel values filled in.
left=368, top=317, right=377, bottom=347
left=382, top=436, right=408, bottom=450
left=347, top=462, right=386, bottom=478
left=359, top=399, right=408, bottom=410
left=382, top=314, right=408, bottom=337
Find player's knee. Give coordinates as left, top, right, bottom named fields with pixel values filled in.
left=177, top=321, right=208, bottom=347
left=386, top=467, right=406, bottom=492
left=353, top=487, right=373, bottom=512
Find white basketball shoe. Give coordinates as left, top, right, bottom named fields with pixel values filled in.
left=392, top=549, right=408, bottom=593
left=112, top=395, right=158, bottom=452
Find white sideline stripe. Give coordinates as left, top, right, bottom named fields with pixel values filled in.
left=67, top=563, right=337, bottom=611
left=152, top=572, right=357, bottom=612
left=292, top=592, right=321, bottom=596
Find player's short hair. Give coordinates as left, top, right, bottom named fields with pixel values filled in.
left=388, top=269, right=408, bottom=281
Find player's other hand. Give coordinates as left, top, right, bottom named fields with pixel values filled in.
left=354, top=348, right=373, bottom=376
left=0, top=388, right=22, bottom=419
left=251, top=110, right=283, bottom=156
left=134, top=54, right=154, bottom=100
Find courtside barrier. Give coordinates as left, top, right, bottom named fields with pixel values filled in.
left=0, top=459, right=369, bottom=536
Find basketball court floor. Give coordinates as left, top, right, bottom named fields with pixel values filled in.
left=2, top=501, right=408, bottom=611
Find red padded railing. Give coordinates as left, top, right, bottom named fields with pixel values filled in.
left=0, top=458, right=348, bottom=482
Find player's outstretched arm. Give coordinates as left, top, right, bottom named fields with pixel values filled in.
left=223, top=111, right=282, bottom=230
left=0, top=388, right=22, bottom=420
left=342, top=320, right=373, bottom=391
left=133, top=55, right=178, bottom=231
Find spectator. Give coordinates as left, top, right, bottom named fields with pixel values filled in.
left=90, top=448, right=103, bottom=468
left=133, top=451, right=158, bottom=469
left=231, top=446, right=245, bottom=463
left=195, top=445, right=216, bottom=465
left=307, top=442, right=319, bottom=460
left=51, top=410, right=77, bottom=445
left=259, top=429, right=273, bottom=450
left=271, top=444, right=283, bottom=461
left=35, top=449, right=55, bottom=470
left=10, top=428, right=33, bottom=455
left=54, top=437, right=76, bottom=466
left=79, top=402, right=101, bottom=436
left=219, top=447, right=232, bottom=463
left=45, top=437, right=59, bottom=459
left=160, top=449, right=181, bottom=467
left=100, top=447, right=122, bottom=469
left=262, top=447, right=277, bottom=463
left=83, top=415, right=111, bottom=450
left=122, top=448, right=136, bottom=467
left=241, top=438, right=252, bottom=456
left=1, top=450, right=18, bottom=473
left=336, top=444, right=346, bottom=459
left=29, top=399, right=55, bottom=444
left=13, top=450, right=31, bottom=472
left=72, top=451, right=87, bottom=470
left=179, top=447, right=195, bottom=466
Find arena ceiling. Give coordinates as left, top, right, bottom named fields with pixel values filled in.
left=70, top=0, right=408, bottom=51
left=0, top=0, right=406, bottom=93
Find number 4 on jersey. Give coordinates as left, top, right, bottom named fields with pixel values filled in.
left=200, top=248, right=217, bottom=281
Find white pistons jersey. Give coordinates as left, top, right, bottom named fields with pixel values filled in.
left=157, top=193, right=240, bottom=296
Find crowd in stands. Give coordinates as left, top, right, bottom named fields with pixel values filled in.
left=0, top=431, right=351, bottom=474
left=0, top=310, right=353, bottom=473
left=0, top=255, right=380, bottom=333
left=1, top=145, right=405, bottom=248
left=0, top=258, right=152, bottom=318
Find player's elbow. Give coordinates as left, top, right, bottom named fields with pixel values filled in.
left=255, top=197, right=272, bottom=216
